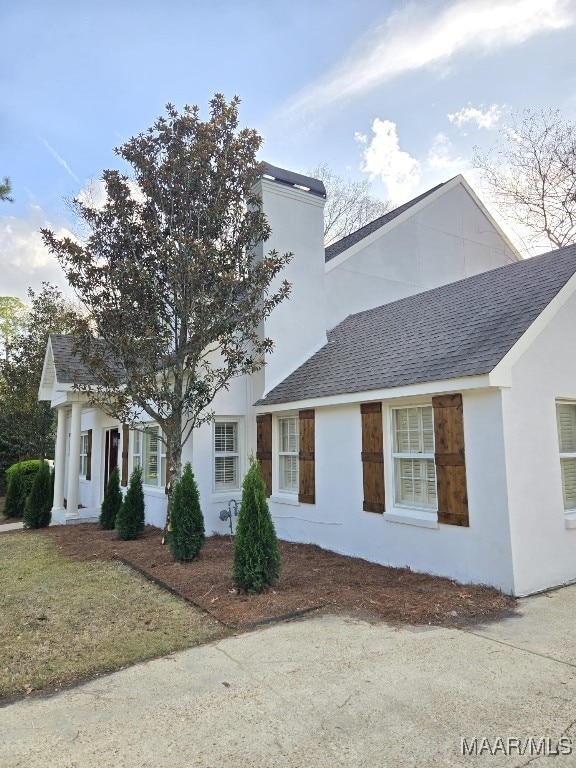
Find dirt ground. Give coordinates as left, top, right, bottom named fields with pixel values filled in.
left=13, top=524, right=517, bottom=629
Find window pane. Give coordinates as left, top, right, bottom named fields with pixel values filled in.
left=215, top=456, right=238, bottom=491
left=561, top=458, right=576, bottom=510
left=557, top=404, right=576, bottom=453
left=395, top=458, right=436, bottom=508
left=280, top=418, right=298, bottom=453
left=279, top=455, right=298, bottom=493
left=215, top=422, right=237, bottom=453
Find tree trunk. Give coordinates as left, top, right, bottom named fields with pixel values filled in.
left=162, top=410, right=183, bottom=543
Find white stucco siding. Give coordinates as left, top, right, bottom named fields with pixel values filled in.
left=326, top=183, right=517, bottom=329
left=267, top=392, right=515, bottom=593
left=501, top=289, right=576, bottom=595
left=255, top=179, right=327, bottom=394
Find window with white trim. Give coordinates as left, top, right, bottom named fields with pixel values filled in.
left=557, top=402, right=576, bottom=511
left=139, top=426, right=166, bottom=488
left=278, top=416, right=299, bottom=494
left=79, top=432, right=89, bottom=478
left=392, top=406, right=437, bottom=510
left=214, top=421, right=240, bottom=492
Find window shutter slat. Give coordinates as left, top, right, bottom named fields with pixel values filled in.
left=86, top=429, right=92, bottom=481
left=121, top=426, right=129, bottom=487
left=298, top=409, right=315, bottom=504
left=361, top=402, right=385, bottom=513
left=432, top=394, right=469, bottom=526
left=256, top=414, right=272, bottom=497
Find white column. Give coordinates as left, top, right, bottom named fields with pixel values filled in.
left=52, top=407, right=67, bottom=513
left=66, top=401, right=83, bottom=519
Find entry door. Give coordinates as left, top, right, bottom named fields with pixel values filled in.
left=104, top=428, right=120, bottom=491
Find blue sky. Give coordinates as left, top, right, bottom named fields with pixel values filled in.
left=1, top=0, right=575, bottom=300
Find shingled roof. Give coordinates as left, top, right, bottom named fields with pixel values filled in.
left=324, top=180, right=447, bottom=262
left=259, top=244, right=576, bottom=406
left=49, top=335, right=125, bottom=386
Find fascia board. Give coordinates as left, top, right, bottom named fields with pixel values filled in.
left=254, top=374, right=491, bottom=412
left=489, top=269, right=576, bottom=388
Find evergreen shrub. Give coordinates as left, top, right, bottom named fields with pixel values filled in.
left=23, top=460, right=52, bottom=528
left=99, top=466, right=122, bottom=530
left=115, top=465, right=145, bottom=540
left=233, top=456, right=281, bottom=594
left=169, top=462, right=205, bottom=561
left=3, top=466, right=27, bottom=518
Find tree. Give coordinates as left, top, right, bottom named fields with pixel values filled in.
left=473, top=109, right=576, bottom=251
left=99, top=466, right=122, bottom=530
left=115, top=465, right=145, bottom=540
left=0, top=177, right=12, bottom=203
left=169, top=462, right=204, bottom=561
left=309, top=163, right=390, bottom=246
left=0, top=284, right=85, bottom=491
left=22, top=460, right=52, bottom=528
left=233, top=456, right=280, bottom=594
left=0, top=297, right=28, bottom=361
left=41, top=96, right=292, bottom=529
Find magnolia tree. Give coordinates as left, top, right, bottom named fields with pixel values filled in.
left=42, top=95, right=292, bottom=527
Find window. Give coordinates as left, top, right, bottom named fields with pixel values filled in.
left=214, top=421, right=240, bottom=492
left=137, top=426, right=166, bottom=488
left=79, top=432, right=89, bottom=478
left=557, top=403, right=576, bottom=511
left=392, top=406, right=437, bottom=510
left=278, top=416, right=299, bottom=494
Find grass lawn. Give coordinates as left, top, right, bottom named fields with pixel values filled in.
left=0, top=532, right=230, bottom=700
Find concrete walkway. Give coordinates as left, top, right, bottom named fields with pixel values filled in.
left=2, top=588, right=576, bottom=768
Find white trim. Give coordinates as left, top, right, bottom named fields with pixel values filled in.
left=256, top=177, right=326, bottom=210
left=384, top=509, right=439, bottom=529
left=490, top=269, right=576, bottom=388
left=325, top=175, right=521, bottom=273
left=256, top=376, right=491, bottom=413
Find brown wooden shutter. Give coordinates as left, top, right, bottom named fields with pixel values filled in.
left=256, top=414, right=272, bottom=497
left=361, top=402, right=385, bottom=513
left=121, top=426, right=129, bottom=487
left=432, top=394, right=469, bottom=527
left=298, top=409, right=315, bottom=504
left=86, top=429, right=92, bottom=481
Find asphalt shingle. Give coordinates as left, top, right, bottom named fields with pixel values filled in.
left=259, top=244, right=576, bottom=406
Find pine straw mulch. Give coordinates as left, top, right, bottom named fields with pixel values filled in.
left=26, top=524, right=517, bottom=630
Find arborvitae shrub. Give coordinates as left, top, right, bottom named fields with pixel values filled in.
left=115, top=465, right=145, bottom=540
left=233, top=456, right=281, bottom=594
left=99, top=466, right=122, bottom=530
left=4, top=466, right=27, bottom=518
left=23, top=460, right=52, bottom=529
left=169, top=462, right=205, bottom=561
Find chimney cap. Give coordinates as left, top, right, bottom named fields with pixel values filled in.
left=262, top=163, right=326, bottom=199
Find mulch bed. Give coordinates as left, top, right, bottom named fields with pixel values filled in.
left=22, top=524, right=517, bottom=630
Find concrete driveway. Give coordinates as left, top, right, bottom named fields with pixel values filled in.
left=2, top=587, right=576, bottom=768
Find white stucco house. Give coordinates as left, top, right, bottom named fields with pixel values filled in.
left=39, top=165, right=576, bottom=597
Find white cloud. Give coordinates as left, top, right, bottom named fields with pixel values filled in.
left=356, top=119, right=421, bottom=203
left=427, top=133, right=465, bottom=171
left=283, top=0, right=575, bottom=116
left=76, top=178, right=107, bottom=209
left=448, top=104, right=504, bottom=130
left=0, top=205, right=75, bottom=301
left=39, top=137, right=80, bottom=183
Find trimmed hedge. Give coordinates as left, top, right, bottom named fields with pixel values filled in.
left=6, top=460, right=43, bottom=496
left=23, top=460, right=52, bottom=529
